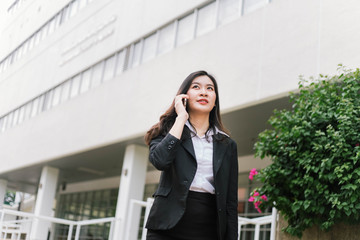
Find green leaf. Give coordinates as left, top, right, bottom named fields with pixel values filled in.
left=253, top=66, right=360, bottom=237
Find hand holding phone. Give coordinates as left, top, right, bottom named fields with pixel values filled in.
left=183, top=98, right=187, bottom=107
left=174, top=94, right=189, bottom=119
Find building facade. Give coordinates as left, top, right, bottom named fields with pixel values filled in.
left=1, top=0, right=360, bottom=239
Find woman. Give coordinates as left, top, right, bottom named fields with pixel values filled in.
left=144, top=71, right=238, bottom=240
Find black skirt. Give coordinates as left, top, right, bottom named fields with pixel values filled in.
left=146, top=191, right=219, bottom=240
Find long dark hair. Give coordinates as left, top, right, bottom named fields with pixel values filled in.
left=144, top=70, right=229, bottom=145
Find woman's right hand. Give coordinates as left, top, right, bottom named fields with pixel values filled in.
left=174, top=94, right=189, bottom=120
left=169, top=94, right=189, bottom=139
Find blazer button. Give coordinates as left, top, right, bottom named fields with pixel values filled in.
left=170, top=140, right=175, bottom=144
left=168, top=146, right=172, bottom=150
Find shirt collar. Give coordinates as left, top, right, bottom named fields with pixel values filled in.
left=185, top=120, right=229, bottom=138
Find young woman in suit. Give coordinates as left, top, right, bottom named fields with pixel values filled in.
left=144, top=70, right=238, bottom=240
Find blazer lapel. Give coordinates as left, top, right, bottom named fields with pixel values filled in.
left=213, top=134, right=228, bottom=175
left=181, top=126, right=196, bottom=161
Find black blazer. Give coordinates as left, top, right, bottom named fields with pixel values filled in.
left=145, top=126, right=238, bottom=240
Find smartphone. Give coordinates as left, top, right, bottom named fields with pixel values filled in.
left=183, top=98, right=187, bottom=107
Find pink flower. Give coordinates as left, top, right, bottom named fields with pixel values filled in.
left=248, top=196, right=255, bottom=202
left=261, top=195, right=268, bottom=201
left=254, top=201, right=262, bottom=213
left=356, top=143, right=360, bottom=147
left=253, top=191, right=259, bottom=197
left=248, top=168, right=258, bottom=180
left=255, top=207, right=262, bottom=213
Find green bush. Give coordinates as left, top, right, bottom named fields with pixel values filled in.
left=254, top=66, right=360, bottom=237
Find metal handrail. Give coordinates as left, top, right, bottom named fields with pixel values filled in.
left=0, top=209, right=116, bottom=240
left=1, top=201, right=278, bottom=240
left=237, top=208, right=277, bottom=240
left=129, top=198, right=277, bottom=240
left=126, top=198, right=154, bottom=240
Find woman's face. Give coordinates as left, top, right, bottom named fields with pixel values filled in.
left=186, top=75, right=216, bottom=115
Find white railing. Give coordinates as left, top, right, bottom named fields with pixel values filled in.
left=126, top=198, right=154, bottom=240
left=1, top=218, right=32, bottom=240
left=0, top=209, right=116, bottom=240
left=129, top=198, right=277, bottom=240
left=238, top=208, right=277, bottom=240
left=1, top=201, right=277, bottom=240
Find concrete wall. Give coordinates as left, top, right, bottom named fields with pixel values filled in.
left=276, top=215, right=360, bottom=240
left=1, top=0, right=360, bottom=173
left=0, top=0, right=207, bottom=115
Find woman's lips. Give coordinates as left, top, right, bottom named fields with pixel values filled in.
left=197, top=99, right=208, bottom=104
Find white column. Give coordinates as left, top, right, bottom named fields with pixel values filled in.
left=112, top=144, right=148, bottom=240
left=0, top=179, right=8, bottom=209
left=30, top=166, right=59, bottom=240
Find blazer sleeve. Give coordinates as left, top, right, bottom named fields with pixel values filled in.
left=149, top=133, right=181, bottom=171
left=226, top=140, right=239, bottom=240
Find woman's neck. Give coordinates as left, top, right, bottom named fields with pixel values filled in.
left=188, top=114, right=210, bottom=137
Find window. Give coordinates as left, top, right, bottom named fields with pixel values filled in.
left=37, top=29, right=45, bottom=44
left=0, top=118, right=4, bottom=132
left=24, top=102, right=33, bottom=120
left=80, top=69, right=91, bottom=93
left=28, top=35, right=35, bottom=51
left=70, top=75, right=81, bottom=98
left=43, top=90, right=54, bottom=111
left=48, top=17, right=56, bottom=35
left=54, top=12, right=62, bottom=29
left=23, top=41, right=29, bottom=55
left=243, top=0, right=268, bottom=14
left=1, top=116, right=8, bottom=132
left=91, top=62, right=104, bottom=88
left=17, top=46, right=24, bottom=60
left=103, top=55, right=116, bottom=82
left=130, top=41, right=142, bottom=67
left=12, top=50, right=19, bottom=62
left=31, top=98, right=40, bottom=117
left=7, top=112, right=14, bottom=128
left=15, top=48, right=20, bottom=61
left=55, top=189, right=118, bottom=239
left=176, top=13, right=195, bottom=46
left=61, top=5, right=71, bottom=24
left=40, top=25, right=49, bottom=41
left=196, top=2, right=216, bottom=37
left=8, top=53, right=15, bottom=64
left=157, top=23, right=175, bottom=55
left=52, top=85, right=62, bottom=107
left=60, top=80, right=71, bottom=103
left=69, top=0, right=79, bottom=18
left=12, top=109, right=20, bottom=126
left=218, top=0, right=240, bottom=25
left=37, top=95, right=45, bottom=114
left=34, top=30, right=41, bottom=46
left=142, top=33, right=157, bottom=63
left=18, top=106, right=25, bottom=124
left=115, top=50, right=127, bottom=75
left=4, top=58, right=10, bottom=71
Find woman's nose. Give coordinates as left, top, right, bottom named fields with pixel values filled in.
left=200, top=88, right=208, bottom=96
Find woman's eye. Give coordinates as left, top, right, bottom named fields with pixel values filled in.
left=207, top=87, right=214, bottom=91
left=192, top=85, right=199, bottom=89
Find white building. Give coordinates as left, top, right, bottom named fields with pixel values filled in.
left=0, top=0, right=359, bottom=239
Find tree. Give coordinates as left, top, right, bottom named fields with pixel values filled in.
left=4, top=190, right=16, bottom=206
left=253, top=66, right=360, bottom=237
